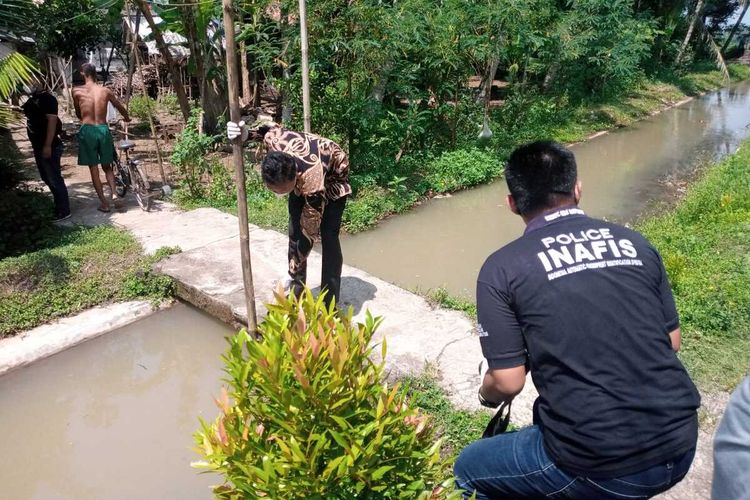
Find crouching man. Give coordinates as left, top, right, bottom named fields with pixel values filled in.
left=227, top=119, right=351, bottom=307
left=455, top=141, right=700, bottom=499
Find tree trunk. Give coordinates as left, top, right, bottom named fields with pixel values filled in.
left=478, top=56, right=499, bottom=103
left=240, top=40, right=251, bottom=105
left=134, top=0, right=191, bottom=122
left=676, top=0, right=705, bottom=65
left=722, top=1, right=750, bottom=54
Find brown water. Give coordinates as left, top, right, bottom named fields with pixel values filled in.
left=342, top=82, right=750, bottom=298
left=0, top=303, right=232, bottom=500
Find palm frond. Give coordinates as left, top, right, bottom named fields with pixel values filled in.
left=0, top=103, right=23, bottom=128
left=0, top=52, right=39, bottom=100
left=700, top=19, right=730, bottom=81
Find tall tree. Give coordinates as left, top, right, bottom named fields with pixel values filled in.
left=721, top=0, right=750, bottom=53
left=677, top=0, right=706, bottom=64
left=133, top=0, right=191, bottom=122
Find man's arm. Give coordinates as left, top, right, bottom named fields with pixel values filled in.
left=475, top=273, right=528, bottom=408
left=42, top=115, right=57, bottom=158
left=669, top=328, right=681, bottom=352
left=72, top=90, right=82, bottom=120
left=481, top=365, right=527, bottom=406
left=107, top=89, right=130, bottom=122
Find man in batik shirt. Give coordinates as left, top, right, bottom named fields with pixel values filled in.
left=227, top=120, right=351, bottom=307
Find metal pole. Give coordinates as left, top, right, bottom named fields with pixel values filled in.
left=298, top=0, right=311, bottom=133
left=222, top=0, right=258, bottom=331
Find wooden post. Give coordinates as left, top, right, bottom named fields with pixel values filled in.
left=222, top=0, right=258, bottom=331
left=125, top=6, right=141, bottom=107
left=298, top=0, right=311, bottom=133
left=133, top=34, right=169, bottom=186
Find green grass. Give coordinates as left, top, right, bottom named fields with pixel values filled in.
left=402, top=373, right=492, bottom=458
left=638, top=139, right=750, bottom=390
left=0, top=225, right=178, bottom=337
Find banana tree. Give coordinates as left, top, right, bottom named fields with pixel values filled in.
left=152, top=0, right=227, bottom=132
left=0, top=0, right=38, bottom=127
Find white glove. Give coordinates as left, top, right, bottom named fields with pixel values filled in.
left=227, top=120, right=248, bottom=142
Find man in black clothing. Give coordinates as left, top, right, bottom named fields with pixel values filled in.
left=454, top=141, right=700, bottom=499
left=21, top=85, right=70, bottom=220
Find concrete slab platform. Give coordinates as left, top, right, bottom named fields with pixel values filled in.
left=155, top=221, right=539, bottom=424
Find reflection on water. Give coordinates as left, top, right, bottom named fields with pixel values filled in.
left=342, top=82, right=750, bottom=298
left=0, top=303, right=232, bottom=500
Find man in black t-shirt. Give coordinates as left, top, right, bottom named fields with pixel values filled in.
left=20, top=85, right=71, bottom=220
left=454, top=141, right=700, bottom=499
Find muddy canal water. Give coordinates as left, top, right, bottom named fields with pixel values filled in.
left=342, top=81, right=750, bottom=298
left=0, top=304, right=230, bottom=500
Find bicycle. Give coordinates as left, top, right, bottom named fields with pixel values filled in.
left=111, top=132, right=152, bottom=212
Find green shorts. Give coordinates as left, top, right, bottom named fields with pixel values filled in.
left=78, top=124, right=114, bottom=166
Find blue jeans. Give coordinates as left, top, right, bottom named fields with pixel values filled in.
left=712, top=376, right=750, bottom=500
left=33, top=143, right=70, bottom=218
left=454, top=426, right=694, bottom=499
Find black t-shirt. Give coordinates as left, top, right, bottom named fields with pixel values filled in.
left=477, top=207, right=700, bottom=478
left=22, top=91, right=62, bottom=150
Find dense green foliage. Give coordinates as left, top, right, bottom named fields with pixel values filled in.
left=164, top=0, right=750, bottom=232
left=194, top=289, right=459, bottom=498
left=639, top=139, right=750, bottom=390
left=0, top=226, right=177, bottom=337
left=32, top=0, right=123, bottom=58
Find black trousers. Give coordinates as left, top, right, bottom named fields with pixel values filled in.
left=33, top=143, right=70, bottom=218
left=288, top=193, right=347, bottom=307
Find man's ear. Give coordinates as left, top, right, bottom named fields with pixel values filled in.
left=506, top=194, right=520, bottom=215
left=574, top=180, right=582, bottom=205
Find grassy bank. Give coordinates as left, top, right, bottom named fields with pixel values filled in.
left=0, top=225, right=177, bottom=337
left=638, top=139, right=750, bottom=390
left=174, top=63, right=750, bottom=234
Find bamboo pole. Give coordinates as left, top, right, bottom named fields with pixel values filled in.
left=133, top=27, right=168, bottom=186
left=222, top=0, right=258, bottom=331
left=298, top=0, right=311, bottom=133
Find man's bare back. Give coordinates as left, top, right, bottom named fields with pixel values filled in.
left=73, top=82, right=128, bottom=125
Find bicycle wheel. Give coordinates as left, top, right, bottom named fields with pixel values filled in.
left=113, top=157, right=128, bottom=198
left=130, top=163, right=152, bottom=212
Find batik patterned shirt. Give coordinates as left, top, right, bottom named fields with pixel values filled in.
left=261, top=126, right=351, bottom=276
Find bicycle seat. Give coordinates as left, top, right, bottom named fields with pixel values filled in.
left=118, top=140, right=136, bottom=151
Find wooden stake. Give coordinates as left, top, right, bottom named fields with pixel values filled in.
left=133, top=32, right=168, bottom=186
left=222, top=0, right=258, bottom=332
left=125, top=5, right=141, bottom=107
left=298, top=0, right=311, bottom=133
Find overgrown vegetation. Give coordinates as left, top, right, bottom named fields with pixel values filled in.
left=0, top=225, right=178, bottom=337
left=194, top=289, right=460, bottom=498
left=639, top=139, right=750, bottom=390
left=128, top=95, right=156, bottom=122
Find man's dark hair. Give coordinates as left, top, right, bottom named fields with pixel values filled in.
left=505, top=140, right=577, bottom=215
left=80, top=63, right=97, bottom=80
left=261, top=151, right=297, bottom=186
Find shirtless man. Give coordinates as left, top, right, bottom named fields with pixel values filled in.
left=72, top=63, right=130, bottom=212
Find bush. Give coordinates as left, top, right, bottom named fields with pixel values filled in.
left=194, top=289, right=459, bottom=499
left=422, top=148, right=502, bottom=194
left=170, top=109, right=217, bottom=198
left=129, top=95, right=156, bottom=121
left=158, top=93, right=181, bottom=116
